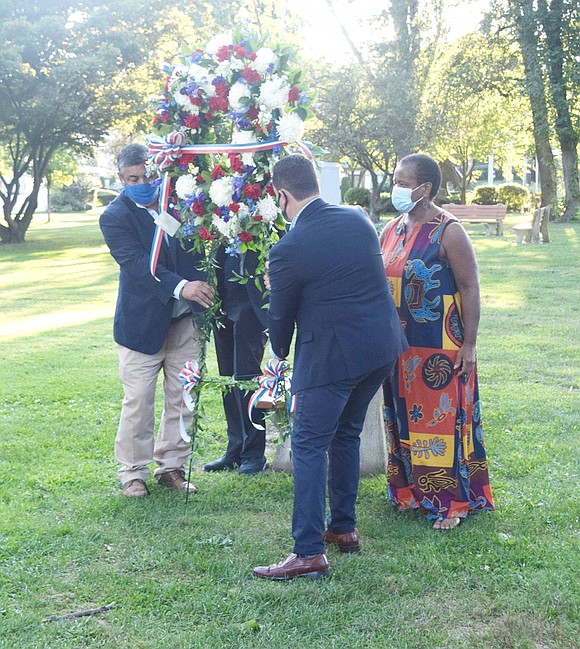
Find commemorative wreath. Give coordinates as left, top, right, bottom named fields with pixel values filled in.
left=145, top=28, right=314, bottom=461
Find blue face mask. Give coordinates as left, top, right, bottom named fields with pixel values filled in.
left=124, top=182, right=160, bottom=206
left=391, top=183, right=424, bottom=213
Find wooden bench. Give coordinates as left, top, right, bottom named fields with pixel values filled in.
left=512, top=205, right=550, bottom=244
left=441, top=203, right=507, bottom=236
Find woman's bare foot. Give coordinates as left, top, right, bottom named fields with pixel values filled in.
left=433, top=516, right=462, bottom=531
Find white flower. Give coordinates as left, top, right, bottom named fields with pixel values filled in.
left=188, top=63, right=209, bottom=82
left=212, top=214, right=231, bottom=238
left=227, top=213, right=240, bottom=237
left=256, top=195, right=278, bottom=223
left=173, top=91, right=189, bottom=107
left=232, top=130, right=256, bottom=166
left=259, top=76, right=290, bottom=111
left=205, top=32, right=232, bottom=56
left=251, top=48, right=278, bottom=75
left=228, top=82, right=251, bottom=110
left=209, top=176, right=234, bottom=207
left=175, top=174, right=198, bottom=199
left=216, top=60, right=234, bottom=81
left=276, top=112, right=305, bottom=143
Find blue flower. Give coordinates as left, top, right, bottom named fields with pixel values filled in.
left=409, top=404, right=423, bottom=423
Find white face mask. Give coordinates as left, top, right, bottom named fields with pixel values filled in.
left=391, top=183, right=424, bottom=213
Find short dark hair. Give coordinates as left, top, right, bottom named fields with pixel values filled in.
left=117, top=143, right=148, bottom=173
left=272, top=154, right=320, bottom=200
left=399, top=153, right=441, bottom=199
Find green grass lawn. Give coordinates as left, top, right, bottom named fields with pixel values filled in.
left=1, top=211, right=579, bottom=649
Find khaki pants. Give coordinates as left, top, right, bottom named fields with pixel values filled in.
left=115, top=317, right=200, bottom=484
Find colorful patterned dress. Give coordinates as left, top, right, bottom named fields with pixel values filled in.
left=381, top=213, right=494, bottom=521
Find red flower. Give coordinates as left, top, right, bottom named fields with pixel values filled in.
left=211, top=165, right=226, bottom=180
left=214, top=81, right=229, bottom=98
left=233, top=44, right=247, bottom=59
left=248, top=52, right=257, bottom=61
left=153, top=115, right=160, bottom=124
left=189, top=96, right=202, bottom=107
left=243, top=183, right=261, bottom=200
left=161, top=112, right=169, bottom=123
left=241, top=67, right=261, bottom=83
left=229, top=202, right=240, bottom=213
left=266, top=184, right=275, bottom=196
left=228, top=154, right=245, bottom=173
left=246, top=107, right=260, bottom=121
left=209, top=96, right=228, bottom=112
left=199, top=226, right=216, bottom=241
left=216, top=45, right=231, bottom=62
left=238, top=231, right=253, bottom=242
left=253, top=215, right=263, bottom=221
left=288, top=86, right=300, bottom=103
left=204, top=112, right=213, bottom=121
left=193, top=202, right=204, bottom=216
left=196, top=173, right=204, bottom=182
left=184, top=114, right=200, bottom=129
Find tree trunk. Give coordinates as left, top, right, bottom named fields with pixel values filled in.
left=537, top=0, right=580, bottom=221
left=512, top=0, right=558, bottom=210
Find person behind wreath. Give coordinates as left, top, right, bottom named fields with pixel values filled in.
left=100, top=143, right=215, bottom=497
left=253, top=154, right=408, bottom=580
left=203, top=246, right=269, bottom=475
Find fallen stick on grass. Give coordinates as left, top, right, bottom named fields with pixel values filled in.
left=42, top=601, right=116, bottom=623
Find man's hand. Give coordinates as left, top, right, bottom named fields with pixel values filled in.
left=264, top=261, right=270, bottom=291
left=181, top=281, right=215, bottom=309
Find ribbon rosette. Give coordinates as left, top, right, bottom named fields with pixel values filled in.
left=179, top=360, right=202, bottom=442
left=248, top=359, right=295, bottom=430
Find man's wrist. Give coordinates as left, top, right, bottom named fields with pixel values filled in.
left=174, top=279, right=188, bottom=300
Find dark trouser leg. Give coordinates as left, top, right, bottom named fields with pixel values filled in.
left=213, top=309, right=266, bottom=463
left=327, top=362, right=394, bottom=533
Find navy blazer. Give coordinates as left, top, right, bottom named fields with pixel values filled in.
left=100, top=192, right=206, bottom=355
left=215, top=247, right=268, bottom=329
left=268, top=198, right=408, bottom=393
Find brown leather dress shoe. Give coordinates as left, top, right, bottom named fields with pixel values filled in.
left=253, top=553, right=329, bottom=580
left=122, top=479, right=149, bottom=497
left=323, top=529, right=360, bottom=553
left=157, top=470, right=197, bottom=494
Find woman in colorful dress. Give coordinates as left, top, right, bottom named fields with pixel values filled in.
left=380, top=153, right=494, bottom=530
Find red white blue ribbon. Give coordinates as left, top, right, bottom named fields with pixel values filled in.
left=248, top=359, right=295, bottom=430
left=178, top=360, right=202, bottom=442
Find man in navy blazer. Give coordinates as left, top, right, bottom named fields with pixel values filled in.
left=100, top=144, right=214, bottom=497
left=253, top=155, right=408, bottom=580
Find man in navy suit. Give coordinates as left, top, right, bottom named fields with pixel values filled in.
left=203, top=247, right=268, bottom=475
left=100, top=144, right=214, bottom=497
left=253, top=155, right=408, bottom=580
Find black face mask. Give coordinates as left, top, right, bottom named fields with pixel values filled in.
left=277, top=191, right=289, bottom=223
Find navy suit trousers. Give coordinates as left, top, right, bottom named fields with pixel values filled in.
left=291, top=361, right=395, bottom=556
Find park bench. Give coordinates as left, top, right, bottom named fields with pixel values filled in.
left=441, top=203, right=507, bottom=236
left=512, top=205, right=551, bottom=244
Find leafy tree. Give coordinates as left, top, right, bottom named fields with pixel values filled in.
left=421, top=32, right=532, bottom=203
left=536, top=0, right=580, bottom=220
left=0, top=0, right=237, bottom=243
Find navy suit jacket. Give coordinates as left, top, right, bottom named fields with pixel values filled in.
left=215, top=247, right=268, bottom=329
left=100, top=192, right=206, bottom=355
left=268, top=198, right=408, bottom=393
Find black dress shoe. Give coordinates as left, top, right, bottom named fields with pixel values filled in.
left=238, top=459, right=268, bottom=475
left=203, top=456, right=239, bottom=472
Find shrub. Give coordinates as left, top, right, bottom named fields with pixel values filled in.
left=344, top=187, right=371, bottom=208
left=96, top=189, right=118, bottom=206
left=50, top=176, right=96, bottom=212
left=496, top=183, right=530, bottom=211
left=472, top=184, right=499, bottom=205
left=340, top=176, right=352, bottom=202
